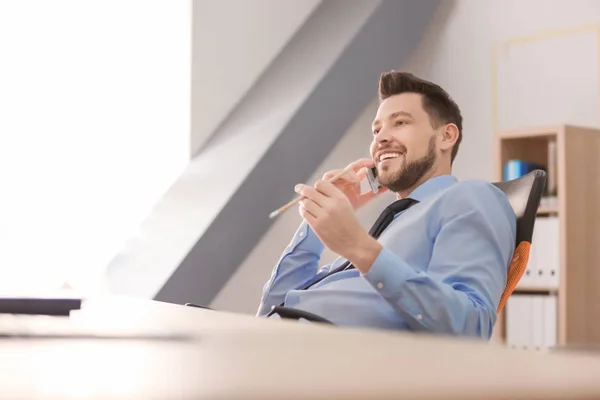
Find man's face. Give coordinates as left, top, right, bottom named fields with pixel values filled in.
left=370, top=93, right=438, bottom=193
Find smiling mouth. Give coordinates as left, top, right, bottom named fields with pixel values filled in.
left=377, top=152, right=403, bottom=164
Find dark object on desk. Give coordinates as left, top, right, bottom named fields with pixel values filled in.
left=0, top=296, right=82, bottom=316
left=0, top=314, right=195, bottom=341
left=184, top=303, right=213, bottom=310
left=271, top=306, right=334, bottom=324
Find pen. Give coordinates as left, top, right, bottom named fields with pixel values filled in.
left=268, top=165, right=354, bottom=219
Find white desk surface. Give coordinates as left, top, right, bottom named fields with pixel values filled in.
left=0, top=295, right=599, bottom=399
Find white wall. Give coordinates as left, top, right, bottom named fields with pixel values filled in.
left=214, top=0, right=600, bottom=313
left=404, top=0, right=600, bottom=181
left=190, top=0, right=321, bottom=155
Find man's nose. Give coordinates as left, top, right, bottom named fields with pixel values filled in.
left=374, top=128, right=391, bottom=143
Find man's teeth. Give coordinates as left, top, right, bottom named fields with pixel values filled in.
left=379, top=152, right=401, bottom=161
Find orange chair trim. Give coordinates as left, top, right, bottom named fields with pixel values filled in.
left=497, top=241, right=531, bottom=313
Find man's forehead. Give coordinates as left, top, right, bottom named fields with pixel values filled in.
left=373, top=93, right=422, bottom=123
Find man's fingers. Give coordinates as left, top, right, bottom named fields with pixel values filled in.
left=298, top=202, right=317, bottom=223
left=299, top=198, right=322, bottom=219
left=314, top=179, right=342, bottom=198
left=356, top=168, right=367, bottom=180
left=321, top=159, right=375, bottom=186
left=346, top=157, right=376, bottom=173
left=323, top=169, right=361, bottom=185
left=322, top=169, right=344, bottom=181
left=337, top=170, right=360, bottom=185
left=357, top=185, right=389, bottom=205
left=295, top=184, right=328, bottom=206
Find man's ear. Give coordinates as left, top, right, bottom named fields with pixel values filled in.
left=439, top=123, right=459, bottom=151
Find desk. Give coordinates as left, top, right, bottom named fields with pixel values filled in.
left=1, top=295, right=600, bottom=399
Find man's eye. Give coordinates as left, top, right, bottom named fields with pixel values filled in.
left=395, top=120, right=407, bottom=126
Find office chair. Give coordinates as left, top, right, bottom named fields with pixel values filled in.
left=492, top=169, right=546, bottom=312
left=270, top=169, right=547, bottom=324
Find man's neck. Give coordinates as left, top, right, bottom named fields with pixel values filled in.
left=395, top=165, right=451, bottom=200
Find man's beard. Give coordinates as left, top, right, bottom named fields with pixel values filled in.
left=379, top=136, right=436, bottom=193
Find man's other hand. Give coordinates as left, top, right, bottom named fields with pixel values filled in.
left=294, top=179, right=381, bottom=272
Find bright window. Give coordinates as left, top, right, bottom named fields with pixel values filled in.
left=0, top=0, right=191, bottom=294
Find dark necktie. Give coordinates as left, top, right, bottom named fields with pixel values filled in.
left=266, top=197, right=419, bottom=317
left=367, top=197, right=419, bottom=240
left=305, top=198, right=419, bottom=282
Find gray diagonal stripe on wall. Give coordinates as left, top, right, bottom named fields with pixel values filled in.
left=154, top=0, right=440, bottom=306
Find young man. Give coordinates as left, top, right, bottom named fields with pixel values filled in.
left=256, top=71, right=516, bottom=339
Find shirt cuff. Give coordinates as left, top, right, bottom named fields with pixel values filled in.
left=362, top=247, right=418, bottom=297
left=289, top=221, right=325, bottom=256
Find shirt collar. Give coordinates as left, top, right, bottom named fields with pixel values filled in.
left=404, top=175, right=458, bottom=202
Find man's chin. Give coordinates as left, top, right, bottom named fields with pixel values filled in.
left=376, top=173, right=395, bottom=189
left=377, top=164, right=392, bottom=176
left=378, top=156, right=404, bottom=171
left=378, top=163, right=399, bottom=178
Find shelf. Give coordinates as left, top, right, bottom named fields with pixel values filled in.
left=513, top=286, right=559, bottom=294
left=496, top=124, right=597, bottom=140
left=496, top=125, right=562, bottom=140
left=537, top=206, right=558, bottom=216
left=495, top=124, right=600, bottom=347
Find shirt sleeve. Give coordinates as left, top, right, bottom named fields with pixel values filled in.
left=256, top=221, right=332, bottom=316
left=362, top=182, right=516, bottom=339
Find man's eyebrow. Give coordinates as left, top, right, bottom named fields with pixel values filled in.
left=372, top=111, right=414, bottom=128
left=389, top=111, right=414, bottom=119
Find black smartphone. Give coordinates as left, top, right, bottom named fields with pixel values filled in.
left=366, top=166, right=381, bottom=194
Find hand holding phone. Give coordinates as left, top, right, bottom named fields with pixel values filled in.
left=320, top=160, right=387, bottom=211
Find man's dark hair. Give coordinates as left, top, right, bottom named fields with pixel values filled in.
left=378, top=71, right=463, bottom=163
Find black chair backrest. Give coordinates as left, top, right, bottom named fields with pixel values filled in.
left=492, top=169, right=547, bottom=245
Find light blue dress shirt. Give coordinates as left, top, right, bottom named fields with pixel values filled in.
left=257, top=175, right=516, bottom=339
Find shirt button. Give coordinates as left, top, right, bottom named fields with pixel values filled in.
left=416, top=314, right=423, bottom=320
left=299, top=231, right=305, bottom=238
left=376, top=282, right=384, bottom=290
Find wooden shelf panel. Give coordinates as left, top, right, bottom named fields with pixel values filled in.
left=513, top=286, right=559, bottom=294
left=496, top=125, right=563, bottom=140
left=537, top=207, right=558, bottom=216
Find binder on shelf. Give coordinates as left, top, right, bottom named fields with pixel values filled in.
left=505, top=294, right=557, bottom=351
left=506, top=295, right=531, bottom=350
left=534, top=216, right=560, bottom=288
left=505, top=295, right=519, bottom=348
left=532, top=296, right=544, bottom=350
left=503, top=160, right=545, bottom=181
left=541, top=138, right=558, bottom=209
left=519, top=234, right=537, bottom=287
left=502, top=145, right=557, bottom=210
left=518, top=216, right=560, bottom=289
left=544, top=294, right=558, bottom=349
